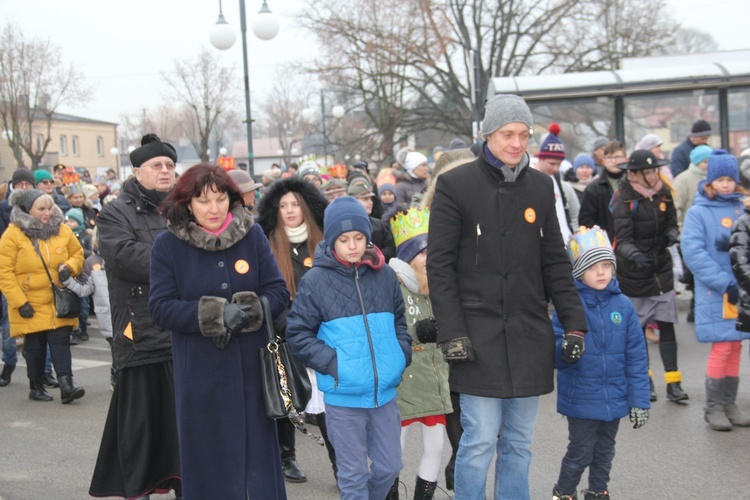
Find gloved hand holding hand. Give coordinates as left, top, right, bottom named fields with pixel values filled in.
left=631, top=253, right=652, bottom=270
left=439, top=337, right=474, bottom=363
left=223, top=303, right=250, bottom=334
left=629, top=407, right=649, bottom=429
left=727, top=284, right=740, bottom=305
left=662, top=232, right=678, bottom=248
left=415, top=317, right=438, bottom=343
left=19, top=302, right=35, bottom=318
left=560, top=331, right=586, bottom=364
left=58, top=265, right=71, bottom=282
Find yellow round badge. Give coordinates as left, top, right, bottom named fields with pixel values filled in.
left=55, top=247, right=63, bottom=254
left=524, top=208, right=536, bottom=224
left=721, top=217, right=733, bottom=228
left=234, top=260, right=250, bottom=274
left=92, top=263, right=102, bottom=271
left=303, top=257, right=313, bottom=268
left=659, top=202, right=666, bottom=212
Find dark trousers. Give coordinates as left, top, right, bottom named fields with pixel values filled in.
left=23, top=326, right=73, bottom=379
left=555, top=417, right=620, bottom=495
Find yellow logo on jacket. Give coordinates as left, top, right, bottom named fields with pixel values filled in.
left=235, top=260, right=250, bottom=274
left=524, top=208, right=536, bottom=224
left=721, top=217, right=733, bottom=228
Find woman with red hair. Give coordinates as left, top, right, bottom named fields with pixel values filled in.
left=149, top=163, right=290, bottom=499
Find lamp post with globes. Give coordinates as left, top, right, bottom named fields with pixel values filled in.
left=302, top=91, right=345, bottom=167
left=210, top=0, right=279, bottom=178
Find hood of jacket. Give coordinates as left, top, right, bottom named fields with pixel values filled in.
left=694, top=181, right=744, bottom=208
left=575, top=276, right=622, bottom=307
left=10, top=204, right=63, bottom=240
left=256, top=176, right=328, bottom=237
left=167, top=205, right=254, bottom=251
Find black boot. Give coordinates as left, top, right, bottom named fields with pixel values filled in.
left=660, top=342, right=689, bottom=403
left=0, top=364, right=15, bottom=387
left=582, top=489, right=610, bottom=499
left=29, top=378, right=53, bottom=401
left=385, top=477, right=400, bottom=500
left=414, top=476, right=437, bottom=500
left=79, top=325, right=89, bottom=341
left=444, top=454, right=456, bottom=492
left=58, top=374, right=85, bottom=404
left=649, top=372, right=657, bottom=402
left=278, top=419, right=306, bottom=482
left=43, top=371, right=59, bottom=388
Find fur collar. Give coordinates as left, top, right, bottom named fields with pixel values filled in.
left=167, top=206, right=254, bottom=251
left=389, top=257, right=419, bottom=293
left=10, top=205, right=63, bottom=240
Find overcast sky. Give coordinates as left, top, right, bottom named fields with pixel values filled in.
left=3, top=0, right=749, bottom=125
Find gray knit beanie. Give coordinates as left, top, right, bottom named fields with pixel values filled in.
left=480, top=95, right=533, bottom=137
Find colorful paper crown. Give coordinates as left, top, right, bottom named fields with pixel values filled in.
left=390, top=207, right=430, bottom=262
left=566, top=225, right=615, bottom=279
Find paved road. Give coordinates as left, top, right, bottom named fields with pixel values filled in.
left=1, top=299, right=749, bottom=499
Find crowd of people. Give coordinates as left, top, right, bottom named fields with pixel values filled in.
left=1, top=96, right=750, bottom=500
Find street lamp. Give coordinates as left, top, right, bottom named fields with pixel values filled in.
left=303, top=91, right=345, bottom=167
left=210, top=0, right=279, bottom=178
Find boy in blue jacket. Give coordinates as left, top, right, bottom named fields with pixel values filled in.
left=552, top=226, right=650, bottom=500
left=287, top=196, right=412, bottom=499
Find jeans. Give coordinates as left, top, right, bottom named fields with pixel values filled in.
left=1, top=294, right=17, bottom=366
left=555, top=417, right=620, bottom=495
left=77, top=296, right=89, bottom=333
left=455, top=394, right=540, bottom=500
left=326, top=398, right=402, bottom=500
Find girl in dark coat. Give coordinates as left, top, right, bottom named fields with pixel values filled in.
left=611, top=150, right=688, bottom=404
left=149, top=164, right=289, bottom=499
left=256, top=177, right=337, bottom=484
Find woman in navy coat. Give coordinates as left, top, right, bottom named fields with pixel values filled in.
left=149, top=163, right=289, bottom=499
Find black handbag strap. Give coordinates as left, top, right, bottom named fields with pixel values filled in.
left=29, top=237, right=56, bottom=286
left=259, top=295, right=276, bottom=344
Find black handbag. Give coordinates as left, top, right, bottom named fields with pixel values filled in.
left=258, top=296, right=312, bottom=419
left=32, top=238, right=81, bottom=319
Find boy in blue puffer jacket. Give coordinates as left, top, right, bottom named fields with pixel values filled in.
left=287, top=196, right=412, bottom=500
left=552, top=226, right=650, bottom=500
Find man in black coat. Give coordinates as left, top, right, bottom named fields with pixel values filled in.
left=670, top=119, right=711, bottom=178
left=427, top=94, right=587, bottom=499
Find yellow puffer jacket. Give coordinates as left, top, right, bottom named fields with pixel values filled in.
left=0, top=219, right=84, bottom=337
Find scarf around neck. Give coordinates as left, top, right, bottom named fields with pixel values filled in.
left=629, top=173, right=663, bottom=199
left=285, top=222, right=308, bottom=244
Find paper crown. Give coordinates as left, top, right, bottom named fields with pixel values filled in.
left=63, top=183, right=84, bottom=196
left=566, top=225, right=612, bottom=264
left=390, top=208, right=429, bottom=262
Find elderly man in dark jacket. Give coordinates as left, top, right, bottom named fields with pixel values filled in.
left=427, top=94, right=587, bottom=500
left=89, top=134, right=182, bottom=499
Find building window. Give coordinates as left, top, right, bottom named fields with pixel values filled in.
left=97, top=136, right=104, bottom=156
left=36, top=134, right=43, bottom=152
left=60, top=135, right=67, bottom=156
left=72, top=135, right=79, bottom=156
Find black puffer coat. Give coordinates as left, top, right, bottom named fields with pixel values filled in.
left=730, top=211, right=750, bottom=332
left=611, top=179, right=677, bottom=298
left=97, top=178, right=173, bottom=370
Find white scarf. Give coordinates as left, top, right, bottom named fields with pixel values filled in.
left=285, top=222, right=308, bottom=244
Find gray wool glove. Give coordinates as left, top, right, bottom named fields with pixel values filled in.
left=629, top=407, right=649, bottom=429
left=439, top=337, right=474, bottom=362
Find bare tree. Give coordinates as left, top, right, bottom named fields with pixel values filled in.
left=661, top=27, right=719, bottom=55
left=256, top=71, right=308, bottom=168
left=0, top=24, right=91, bottom=169
left=162, top=48, right=240, bottom=162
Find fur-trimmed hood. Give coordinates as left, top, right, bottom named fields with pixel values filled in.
left=255, top=176, right=328, bottom=237
left=9, top=203, right=63, bottom=240
left=167, top=206, right=255, bottom=252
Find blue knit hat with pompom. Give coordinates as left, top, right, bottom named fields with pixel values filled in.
left=706, top=149, right=739, bottom=184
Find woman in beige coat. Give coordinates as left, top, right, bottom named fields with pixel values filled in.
left=0, top=189, right=85, bottom=403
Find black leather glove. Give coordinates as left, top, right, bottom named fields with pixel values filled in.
left=631, top=253, right=652, bottom=270
left=213, top=331, right=232, bottom=349
left=415, top=317, right=438, bottom=343
left=727, top=284, right=740, bottom=305
left=560, top=331, right=585, bottom=364
left=223, top=303, right=250, bottom=334
left=19, top=302, right=35, bottom=318
left=629, top=407, right=649, bottom=429
left=662, top=232, right=678, bottom=248
left=58, top=266, right=71, bottom=282
left=439, top=337, right=474, bottom=362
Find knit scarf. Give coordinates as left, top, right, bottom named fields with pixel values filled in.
left=285, top=222, right=308, bottom=244
left=483, top=143, right=527, bottom=182
left=629, top=173, right=663, bottom=199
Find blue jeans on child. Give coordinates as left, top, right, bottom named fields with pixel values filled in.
left=1, top=294, right=17, bottom=366
left=325, top=398, right=402, bottom=500
left=555, top=417, right=620, bottom=495
left=455, top=394, right=540, bottom=500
